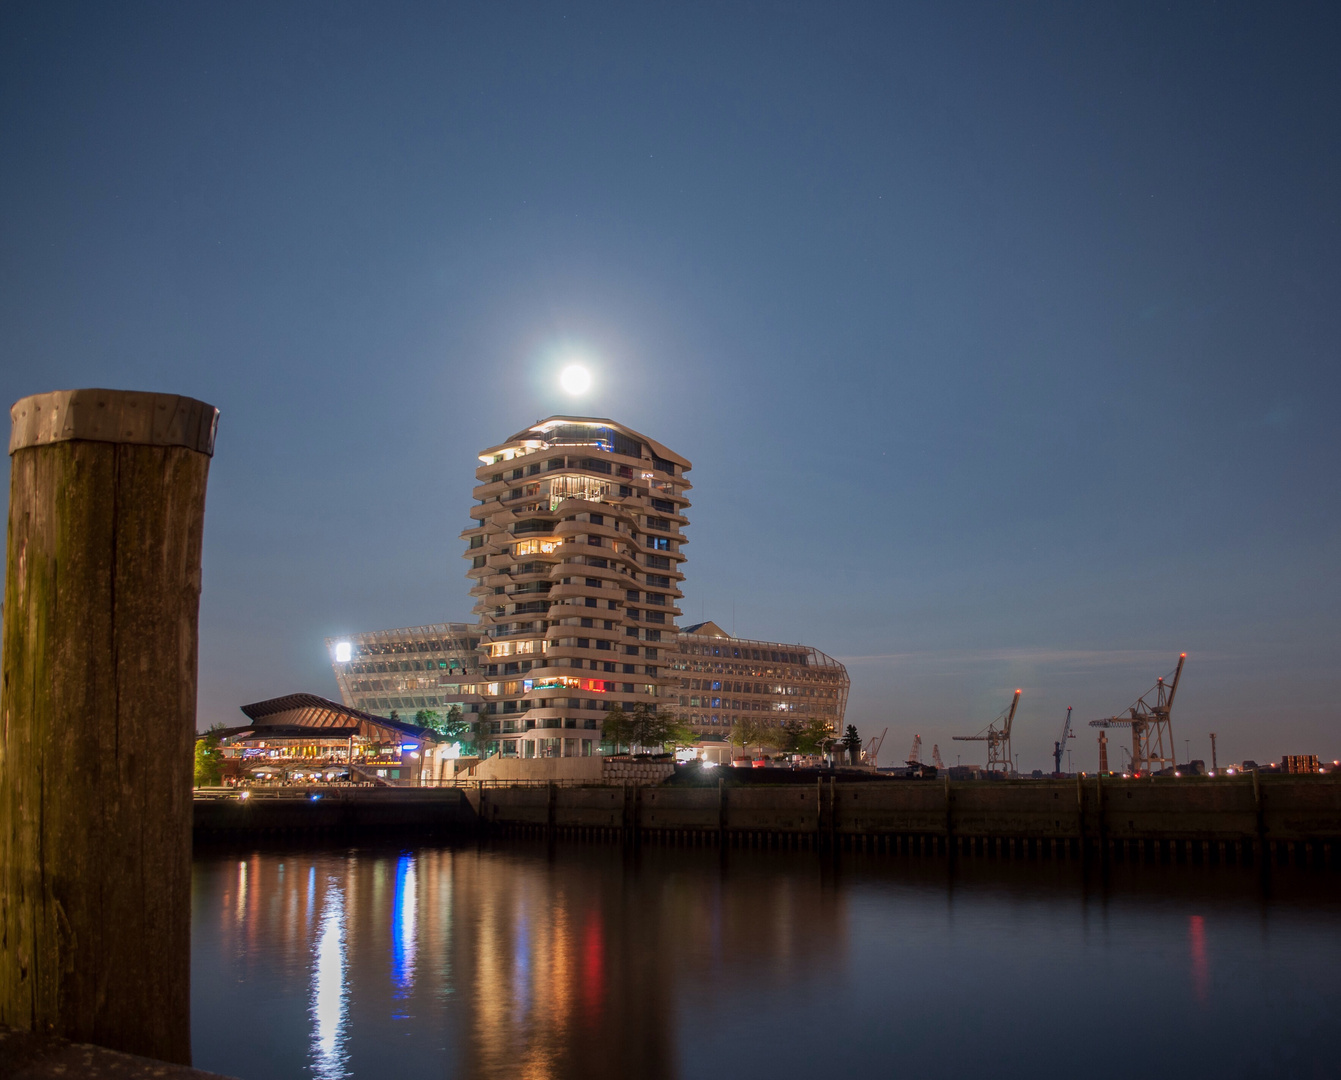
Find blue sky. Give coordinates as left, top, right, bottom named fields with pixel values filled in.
left=2, top=2, right=1338, bottom=768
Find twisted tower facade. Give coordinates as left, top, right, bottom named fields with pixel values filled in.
left=461, top=417, right=690, bottom=757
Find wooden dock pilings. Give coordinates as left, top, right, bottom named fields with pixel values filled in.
left=193, top=774, right=1341, bottom=867
left=1, top=390, right=217, bottom=1066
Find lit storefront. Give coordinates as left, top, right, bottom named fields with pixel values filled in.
left=214, top=693, right=438, bottom=784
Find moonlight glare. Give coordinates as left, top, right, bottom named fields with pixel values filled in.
left=559, top=364, right=592, bottom=396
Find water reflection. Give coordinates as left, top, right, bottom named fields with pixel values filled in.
left=1188, top=913, right=1208, bottom=1003
left=392, top=855, right=418, bottom=1003
left=192, top=843, right=1341, bottom=1080
left=311, top=879, right=348, bottom=1079
left=235, top=858, right=247, bottom=923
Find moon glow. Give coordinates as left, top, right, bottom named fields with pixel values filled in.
left=559, top=364, right=592, bottom=395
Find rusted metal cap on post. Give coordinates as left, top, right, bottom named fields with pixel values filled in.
left=9, top=389, right=219, bottom=457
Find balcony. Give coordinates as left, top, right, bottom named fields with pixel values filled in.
left=511, top=518, right=558, bottom=536
left=511, top=536, right=563, bottom=557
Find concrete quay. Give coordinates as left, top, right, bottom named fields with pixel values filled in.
left=194, top=774, right=1341, bottom=866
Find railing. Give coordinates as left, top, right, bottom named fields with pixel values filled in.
left=193, top=783, right=378, bottom=799
left=413, top=777, right=600, bottom=788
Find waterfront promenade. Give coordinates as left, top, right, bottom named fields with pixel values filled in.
left=194, top=773, right=1341, bottom=866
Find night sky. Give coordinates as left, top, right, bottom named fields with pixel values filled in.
left=3, top=3, right=1338, bottom=770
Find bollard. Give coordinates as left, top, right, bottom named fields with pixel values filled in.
left=0, top=389, right=217, bottom=1065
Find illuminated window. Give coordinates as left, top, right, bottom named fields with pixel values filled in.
left=548, top=474, right=611, bottom=509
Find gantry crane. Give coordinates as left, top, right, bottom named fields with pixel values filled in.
left=1052, top=707, right=1075, bottom=775
left=1088, top=654, right=1186, bottom=776
left=952, top=690, right=1021, bottom=776
left=863, top=727, right=888, bottom=767
left=904, top=733, right=939, bottom=778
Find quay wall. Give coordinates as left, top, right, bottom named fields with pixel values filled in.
left=194, top=776, right=1341, bottom=858
left=447, top=755, right=676, bottom=786
left=450, top=755, right=605, bottom=784
left=193, top=787, right=477, bottom=834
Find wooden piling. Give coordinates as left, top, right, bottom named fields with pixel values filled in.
left=0, top=390, right=217, bottom=1065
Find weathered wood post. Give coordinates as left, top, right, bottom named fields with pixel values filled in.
left=0, top=389, right=217, bottom=1065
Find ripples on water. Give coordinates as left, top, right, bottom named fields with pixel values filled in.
left=192, top=841, right=1340, bottom=1080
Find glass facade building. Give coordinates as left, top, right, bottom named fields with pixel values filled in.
left=673, top=622, right=849, bottom=737
left=325, top=624, right=485, bottom=718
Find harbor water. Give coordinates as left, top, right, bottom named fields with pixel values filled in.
left=192, top=840, right=1339, bottom=1079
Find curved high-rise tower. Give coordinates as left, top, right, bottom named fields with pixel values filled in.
left=461, top=417, right=691, bottom=758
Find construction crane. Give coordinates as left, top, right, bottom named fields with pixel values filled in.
left=952, top=690, right=1021, bottom=776
left=932, top=744, right=945, bottom=770
left=863, top=727, right=888, bottom=767
left=1089, top=654, right=1186, bottom=776
left=1052, top=707, right=1075, bottom=775
left=903, top=733, right=939, bottom=778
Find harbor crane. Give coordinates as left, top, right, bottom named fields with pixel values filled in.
left=1052, top=707, right=1075, bottom=775
left=932, top=744, right=945, bottom=770
left=952, top=690, right=1021, bottom=776
left=904, top=733, right=938, bottom=778
left=1088, top=654, right=1186, bottom=776
left=863, top=727, right=888, bottom=767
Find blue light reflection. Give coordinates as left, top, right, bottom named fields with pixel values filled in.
left=391, top=854, right=418, bottom=1008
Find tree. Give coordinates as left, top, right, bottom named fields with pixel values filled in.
left=798, top=718, right=836, bottom=757
left=665, top=718, right=698, bottom=754
left=626, top=703, right=684, bottom=754
left=442, top=705, right=472, bottom=751
left=417, top=705, right=475, bottom=754
left=844, top=723, right=862, bottom=765
left=629, top=703, right=667, bottom=753
left=193, top=723, right=227, bottom=787
left=775, top=719, right=803, bottom=756
left=604, top=703, right=691, bottom=755
left=731, top=717, right=768, bottom=759
left=417, top=705, right=470, bottom=740
left=602, top=703, right=633, bottom=753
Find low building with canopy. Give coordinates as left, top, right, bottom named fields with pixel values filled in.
left=211, top=692, right=439, bottom=784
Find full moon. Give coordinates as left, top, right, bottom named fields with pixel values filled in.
left=559, top=363, right=592, bottom=395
